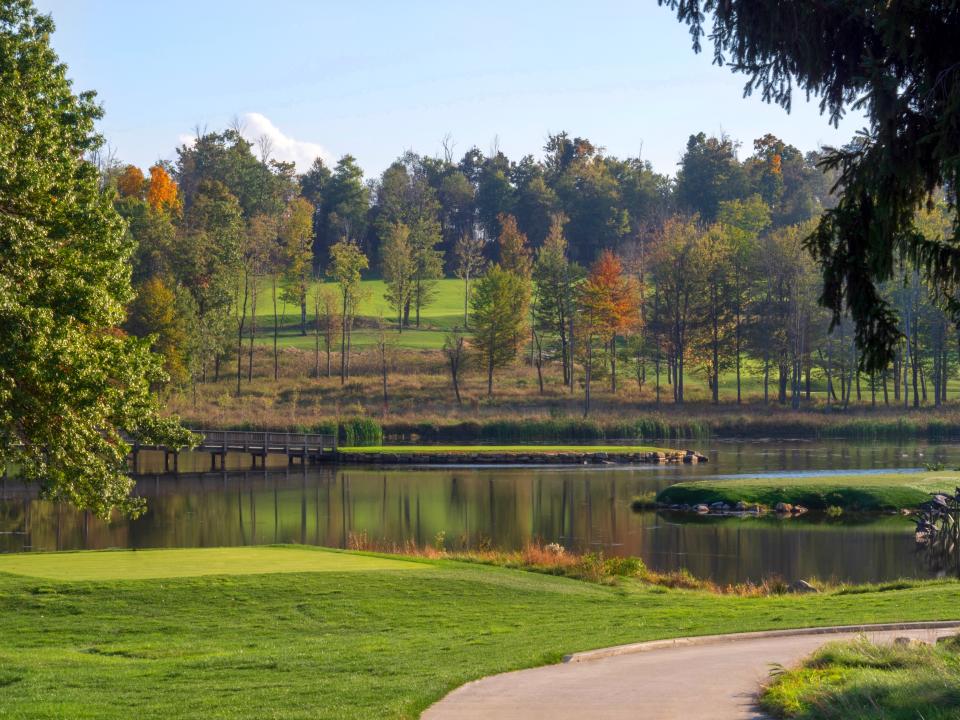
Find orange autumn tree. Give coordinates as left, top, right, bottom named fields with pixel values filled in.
left=146, top=164, right=181, bottom=215
left=116, top=165, right=145, bottom=199
left=578, top=250, right=639, bottom=415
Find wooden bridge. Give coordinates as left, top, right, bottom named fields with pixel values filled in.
left=134, top=430, right=338, bottom=472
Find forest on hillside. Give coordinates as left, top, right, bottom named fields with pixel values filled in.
left=105, top=127, right=955, bottom=411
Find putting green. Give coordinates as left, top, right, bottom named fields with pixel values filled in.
left=0, top=546, right=424, bottom=581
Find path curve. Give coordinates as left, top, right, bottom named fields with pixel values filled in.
left=422, top=622, right=960, bottom=720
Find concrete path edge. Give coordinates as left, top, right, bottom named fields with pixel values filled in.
left=563, top=620, right=960, bottom=663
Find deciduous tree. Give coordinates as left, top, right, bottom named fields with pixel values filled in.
left=0, top=0, right=191, bottom=517
left=326, top=240, right=368, bottom=383
left=470, top=265, right=528, bottom=396
left=381, top=222, right=415, bottom=331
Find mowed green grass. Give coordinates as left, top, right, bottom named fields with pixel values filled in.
left=257, top=279, right=467, bottom=327
left=658, top=471, right=959, bottom=511
left=0, top=546, right=421, bottom=581
left=337, top=444, right=670, bottom=455
left=0, top=547, right=959, bottom=719
left=256, top=279, right=466, bottom=350
left=761, top=635, right=960, bottom=719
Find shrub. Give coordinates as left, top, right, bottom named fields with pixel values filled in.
left=339, top=417, right=383, bottom=446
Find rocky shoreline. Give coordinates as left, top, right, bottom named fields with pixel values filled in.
left=653, top=500, right=810, bottom=517
left=336, top=449, right=708, bottom=465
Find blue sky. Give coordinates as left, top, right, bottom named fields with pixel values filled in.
left=37, top=0, right=865, bottom=178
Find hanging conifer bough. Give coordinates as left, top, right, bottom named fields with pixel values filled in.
left=0, top=0, right=193, bottom=517
left=661, top=0, right=960, bottom=372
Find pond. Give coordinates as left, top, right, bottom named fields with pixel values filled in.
left=1, top=440, right=955, bottom=585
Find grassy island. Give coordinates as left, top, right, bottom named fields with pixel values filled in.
left=0, top=546, right=958, bottom=719
left=656, top=471, right=959, bottom=512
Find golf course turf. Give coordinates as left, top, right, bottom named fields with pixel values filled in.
left=656, top=470, right=960, bottom=511
left=0, top=546, right=958, bottom=719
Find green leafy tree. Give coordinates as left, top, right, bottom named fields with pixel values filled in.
left=326, top=240, right=369, bottom=383
left=717, top=195, right=770, bottom=402
left=470, top=265, right=528, bottom=396
left=320, top=155, right=369, bottom=259
left=173, top=180, right=244, bottom=382
left=675, top=132, right=749, bottom=223
left=0, top=0, right=191, bottom=517
left=372, top=154, right=444, bottom=326
left=126, top=276, right=190, bottom=386
left=533, top=215, right=581, bottom=386
left=279, top=196, right=315, bottom=335
left=381, top=222, right=415, bottom=331
left=409, top=214, right=444, bottom=327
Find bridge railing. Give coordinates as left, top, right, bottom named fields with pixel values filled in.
left=197, top=430, right=337, bottom=453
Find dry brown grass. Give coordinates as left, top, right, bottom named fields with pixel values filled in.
left=344, top=533, right=818, bottom=596
left=163, top=346, right=960, bottom=441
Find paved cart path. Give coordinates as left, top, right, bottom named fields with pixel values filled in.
left=422, top=623, right=960, bottom=720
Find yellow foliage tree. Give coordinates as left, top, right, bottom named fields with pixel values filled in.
left=146, top=164, right=181, bottom=215
left=116, top=165, right=145, bottom=199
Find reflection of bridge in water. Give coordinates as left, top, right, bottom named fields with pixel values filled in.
left=133, top=430, right=338, bottom=473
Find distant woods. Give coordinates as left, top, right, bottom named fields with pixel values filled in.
left=107, top=127, right=956, bottom=413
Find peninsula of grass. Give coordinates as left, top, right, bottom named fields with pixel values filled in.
left=656, top=471, right=959, bottom=512
left=0, top=546, right=958, bottom=719
left=761, top=634, right=960, bottom=719
left=336, top=444, right=671, bottom=454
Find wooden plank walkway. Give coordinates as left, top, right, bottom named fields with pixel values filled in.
left=133, top=430, right=337, bottom=471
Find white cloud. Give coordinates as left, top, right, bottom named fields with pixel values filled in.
left=240, top=112, right=332, bottom=171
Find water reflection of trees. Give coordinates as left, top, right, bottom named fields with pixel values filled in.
left=0, top=461, right=932, bottom=585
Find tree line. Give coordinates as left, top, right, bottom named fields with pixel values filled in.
left=105, top=125, right=957, bottom=413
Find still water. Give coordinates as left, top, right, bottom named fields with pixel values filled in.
left=1, top=440, right=955, bottom=584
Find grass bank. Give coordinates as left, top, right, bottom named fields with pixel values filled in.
left=335, top=444, right=670, bottom=454
left=761, top=635, right=960, bottom=719
left=656, top=471, right=959, bottom=511
left=0, top=546, right=959, bottom=719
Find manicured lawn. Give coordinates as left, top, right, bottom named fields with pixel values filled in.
left=0, top=546, right=421, bottom=580
left=761, top=635, right=960, bottom=719
left=337, top=444, right=671, bottom=454
left=255, top=279, right=467, bottom=328
left=657, top=471, right=958, bottom=511
left=0, top=547, right=958, bottom=718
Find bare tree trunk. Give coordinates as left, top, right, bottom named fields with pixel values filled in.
left=340, top=292, right=348, bottom=384
left=610, top=336, right=617, bottom=394
left=379, top=340, right=388, bottom=414
left=272, top=275, right=280, bottom=381
left=583, top=336, right=592, bottom=417
left=314, top=301, right=321, bottom=379
left=236, top=270, right=249, bottom=396
left=534, top=330, right=545, bottom=395
left=248, top=275, right=257, bottom=382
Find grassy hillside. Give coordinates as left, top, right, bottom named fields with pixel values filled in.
left=255, top=278, right=467, bottom=349
left=0, top=546, right=958, bottom=719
